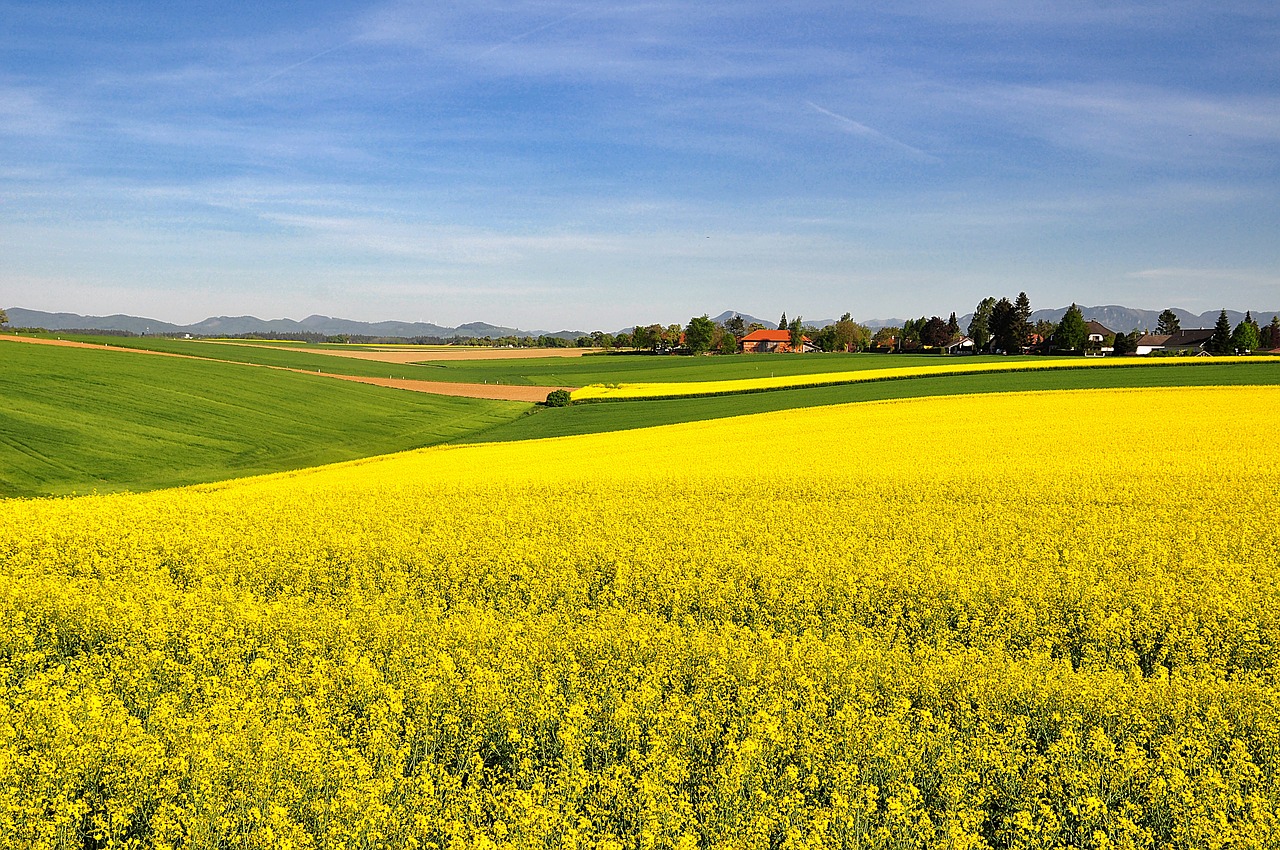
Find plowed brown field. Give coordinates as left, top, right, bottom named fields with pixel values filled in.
left=1, top=335, right=567, bottom=401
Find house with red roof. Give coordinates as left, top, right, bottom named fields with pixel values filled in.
left=741, top=329, right=816, bottom=353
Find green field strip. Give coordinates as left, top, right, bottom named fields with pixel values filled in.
left=0, top=342, right=529, bottom=497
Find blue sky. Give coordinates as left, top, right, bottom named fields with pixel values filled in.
left=3, top=1, right=1278, bottom=329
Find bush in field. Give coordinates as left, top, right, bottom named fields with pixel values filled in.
left=544, top=388, right=572, bottom=406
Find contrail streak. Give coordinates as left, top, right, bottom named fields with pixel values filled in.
left=242, top=39, right=357, bottom=94
left=476, top=8, right=588, bottom=60
left=807, top=100, right=938, bottom=162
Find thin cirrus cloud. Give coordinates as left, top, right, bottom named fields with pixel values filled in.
left=1, top=0, right=1278, bottom=327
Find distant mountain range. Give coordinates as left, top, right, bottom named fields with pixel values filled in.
left=6, top=305, right=1277, bottom=340
left=2, top=308, right=586, bottom=341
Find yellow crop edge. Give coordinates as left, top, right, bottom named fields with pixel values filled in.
left=569, top=355, right=1280, bottom=401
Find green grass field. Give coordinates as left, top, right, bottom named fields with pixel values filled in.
left=457, top=361, right=1280, bottom=443
left=0, top=342, right=529, bottom=497
left=44, top=334, right=449, bottom=379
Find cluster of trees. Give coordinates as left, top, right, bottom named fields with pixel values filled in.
left=1212, top=309, right=1279, bottom=354
left=965, top=293, right=1035, bottom=353
left=871, top=313, right=965, bottom=352
left=574, top=313, right=874, bottom=355
left=566, top=324, right=688, bottom=352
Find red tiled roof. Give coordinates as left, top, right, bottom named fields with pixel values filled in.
left=742, top=329, right=810, bottom=342
left=742, top=329, right=791, bottom=342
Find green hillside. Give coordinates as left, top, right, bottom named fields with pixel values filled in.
left=0, top=342, right=528, bottom=497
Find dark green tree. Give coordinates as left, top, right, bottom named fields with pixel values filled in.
left=1033, top=319, right=1058, bottom=344
left=1210, top=310, right=1234, bottom=355
left=990, top=298, right=1017, bottom=353
left=1056, top=303, right=1087, bottom=351
left=544, top=389, right=571, bottom=407
left=1262, top=315, right=1280, bottom=350
left=684, top=315, right=716, bottom=354
left=778, top=312, right=787, bottom=332
left=921, top=316, right=950, bottom=348
left=834, top=312, right=858, bottom=352
left=1013, top=292, right=1033, bottom=350
left=1156, top=309, right=1181, bottom=335
left=968, top=297, right=996, bottom=352
left=725, top=314, right=746, bottom=340
left=872, top=326, right=899, bottom=350
left=715, top=326, right=739, bottom=354
left=810, top=324, right=837, bottom=352
left=788, top=316, right=804, bottom=350
left=946, top=312, right=960, bottom=339
left=900, top=317, right=926, bottom=349
left=1232, top=315, right=1260, bottom=353
left=1112, top=330, right=1136, bottom=355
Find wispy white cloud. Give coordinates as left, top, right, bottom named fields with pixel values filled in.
left=1126, top=267, right=1278, bottom=285
left=957, top=82, right=1280, bottom=163
left=4, top=1, right=1279, bottom=326
left=0, top=83, right=66, bottom=136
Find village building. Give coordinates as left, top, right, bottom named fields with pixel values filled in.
left=741, top=329, right=816, bottom=353
left=1134, top=333, right=1172, bottom=356
left=943, top=336, right=976, bottom=354
left=1084, top=320, right=1114, bottom=355
left=1136, top=328, right=1215, bottom=355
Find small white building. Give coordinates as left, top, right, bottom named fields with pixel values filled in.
left=1134, top=334, right=1171, bottom=356
left=943, top=336, right=976, bottom=354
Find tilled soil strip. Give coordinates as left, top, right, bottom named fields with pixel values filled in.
left=0, top=335, right=571, bottom=402
left=201, top=340, right=594, bottom=364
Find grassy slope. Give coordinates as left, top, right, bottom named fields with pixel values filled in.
left=0, top=343, right=529, bottom=497
left=457, top=361, right=1280, bottom=443
left=46, top=334, right=445, bottom=379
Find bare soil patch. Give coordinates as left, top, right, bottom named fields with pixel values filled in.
left=203, top=341, right=595, bottom=364
left=324, top=375, right=576, bottom=402
left=2, top=334, right=565, bottom=402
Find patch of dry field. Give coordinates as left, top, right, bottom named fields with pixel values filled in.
left=202, top=340, right=594, bottom=363
left=0, top=335, right=564, bottom=401
left=324, top=374, right=574, bottom=401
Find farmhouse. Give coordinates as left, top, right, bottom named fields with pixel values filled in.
left=1134, top=333, right=1172, bottom=356
left=943, top=335, right=976, bottom=354
left=1138, top=328, right=1216, bottom=355
left=1084, top=320, right=1111, bottom=343
left=741, top=329, right=816, bottom=353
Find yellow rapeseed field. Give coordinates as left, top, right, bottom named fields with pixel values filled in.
left=569, top=355, right=1280, bottom=401
left=2, top=387, right=1278, bottom=849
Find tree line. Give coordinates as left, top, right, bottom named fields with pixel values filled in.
left=578, top=297, right=1280, bottom=357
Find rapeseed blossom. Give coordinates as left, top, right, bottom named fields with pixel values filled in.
left=1, top=387, right=1277, bottom=848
